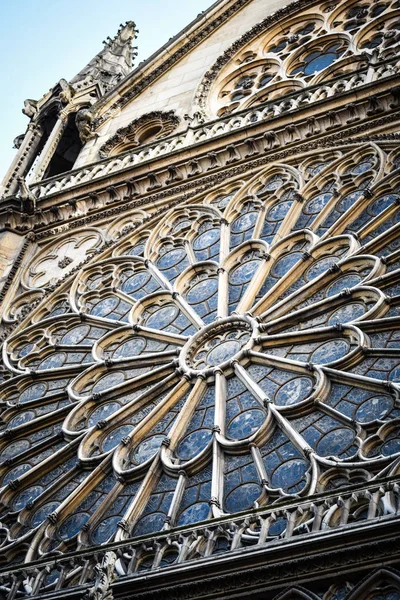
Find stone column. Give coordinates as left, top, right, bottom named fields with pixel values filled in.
left=30, top=109, right=69, bottom=183
left=0, top=122, right=43, bottom=197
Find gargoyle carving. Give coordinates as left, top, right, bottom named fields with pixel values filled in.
left=76, top=108, right=97, bottom=144
left=17, top=177, right=37, bottom=215
left=59, top=78, right=75, bottom=105
left=85, top=551, right=117, bottom=600
left=22, top=99, right=38, bottom=119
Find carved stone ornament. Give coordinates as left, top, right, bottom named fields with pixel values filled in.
left=99, top=111, right=180, bottom=158
left=85, top=551, right=117, bottom=600
left=76, top=108, right=98, bottom=144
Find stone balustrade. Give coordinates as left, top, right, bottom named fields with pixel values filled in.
left=0, top=477, right=398, bottom=599
left=26, top=55, right=400, bottom=202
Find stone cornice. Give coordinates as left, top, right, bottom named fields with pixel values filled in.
left=15, top=61, right=397, bottom=207
left=0, top=85, right=398, bottom=238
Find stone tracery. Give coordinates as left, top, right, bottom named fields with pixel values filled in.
left=202, top=0, right=400, bottom=116
left=0, top=142, right=399, bottom=570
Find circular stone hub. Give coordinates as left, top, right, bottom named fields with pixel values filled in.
left=180, top=315, right=258, bottom=375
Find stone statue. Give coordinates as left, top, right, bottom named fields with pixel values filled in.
left=13, top=134, right=25, bottom=149
left=59, top=79, right=75, bottom=105
left=76, top=108, right=97, bottom=143
left=17, top=177, right=37, bottom=215
left=85, top=551, right=117, bottom=600
left=22, top=99, right=38, bottom=119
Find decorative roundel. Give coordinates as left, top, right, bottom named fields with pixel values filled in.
left=1, top=143, right=400, bottom=566
left=203, top=0, right=400, bottom=116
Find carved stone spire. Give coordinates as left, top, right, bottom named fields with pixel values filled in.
left=70, top=21, right=138, bottom=91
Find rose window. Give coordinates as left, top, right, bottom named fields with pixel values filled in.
left=1, top=144, right=400, bottom=568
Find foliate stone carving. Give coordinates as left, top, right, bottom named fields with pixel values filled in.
left=147, top=173, right=162, bottom=191
left=188, top=159, right=202, bottom=177
left=184, top=111, right=206, bottom=127
left=99, top=111, right=180, bottom=158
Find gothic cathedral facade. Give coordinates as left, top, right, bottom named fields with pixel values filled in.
left=0, top=0, right=400, bottom=598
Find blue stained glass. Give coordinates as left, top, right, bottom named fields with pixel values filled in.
left=328, top=303, right=365, bottom=325
left=261, top=176, right=284, bottom=191
left=44, top=569, right=60, bottom=586
left=134, top=512, right=165, bottom=536
left=370, top=194, right=399, bottom=215
left=303, top=50, right=341, bottom=75
left=61, top=325, right=90, bottom=345
left=187, top=279, right=218, bottom=302
left=131, top=435, right=165, bottom=464
left=227, top=409, right=265, bottom=439
left=39, top=353, right=66, bottom=370
left=193, top=229, right=219, bottom=250
left=128, top=243, right=145, bottom=256
left=19, top=383, right=47, bottom=402
left=31, top=501, right=60, bottom=527
left=91, top=516, right=121, bottom=544
left=2, top=463, right=31, bottom=485
left=102, top=425, right=133, bottom=452
left=381, top=438, right=400, bottom=456
left=122, top=272, right=151, bottom=294
left=1, top=440, right=30, bottom=458
left=268, top=517, right=287, bottom=536
left=311, top=339, right=349, bottom=364
left=19, top=343, right=34, bottom=357
left=306, top=257, right=339, bottom=280
left=8, top=410, right=35, bottom=428
left=207, top=340, right=241, bottom=366
left=271, top=252, right=302, bottom=277
left=88, top=402, right=121, bottom=427
left=176, top=429, right=212, bottom=460
left=275, top=377, right=313, bottom=406
left=146, top=306, right=178, bottom=330
left=113, top=338, right=146, bottom=358
left=389, top=365, right=400, bottom=382
left=231, top=212, right=258, bottom=233
left=58, top=511, right=90, bottom=539
left=267, top=200, right=292, bottom=220
left=326, top=275, right=362, bottom=296
left=349, top=161, right=374, bottom=174
left=316, top=427, right=355, bottom=457
left=271, top=458, right=308, bottom=489
left=92, top=372, right=125, bottom=393
left=157, top=249, right=186, bottom=269
left=230, top=260, right=260, bottom=284
left=305, top=192, right=333, bottom=213
left=225, top=482, right=261, bottom=512
left=337, top=190, right=364, bottom=213
left=177, top=501, right=210, bottom=525
left=14, top=485, right=44, bottom=510
left=91, top=297, right=118, bottom=316
left=356, top=395, right=393, bottom=423
left=159, top=552, right=179, bottom=566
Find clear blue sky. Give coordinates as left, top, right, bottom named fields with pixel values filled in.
left=0, top=0, right=213, bottom=182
